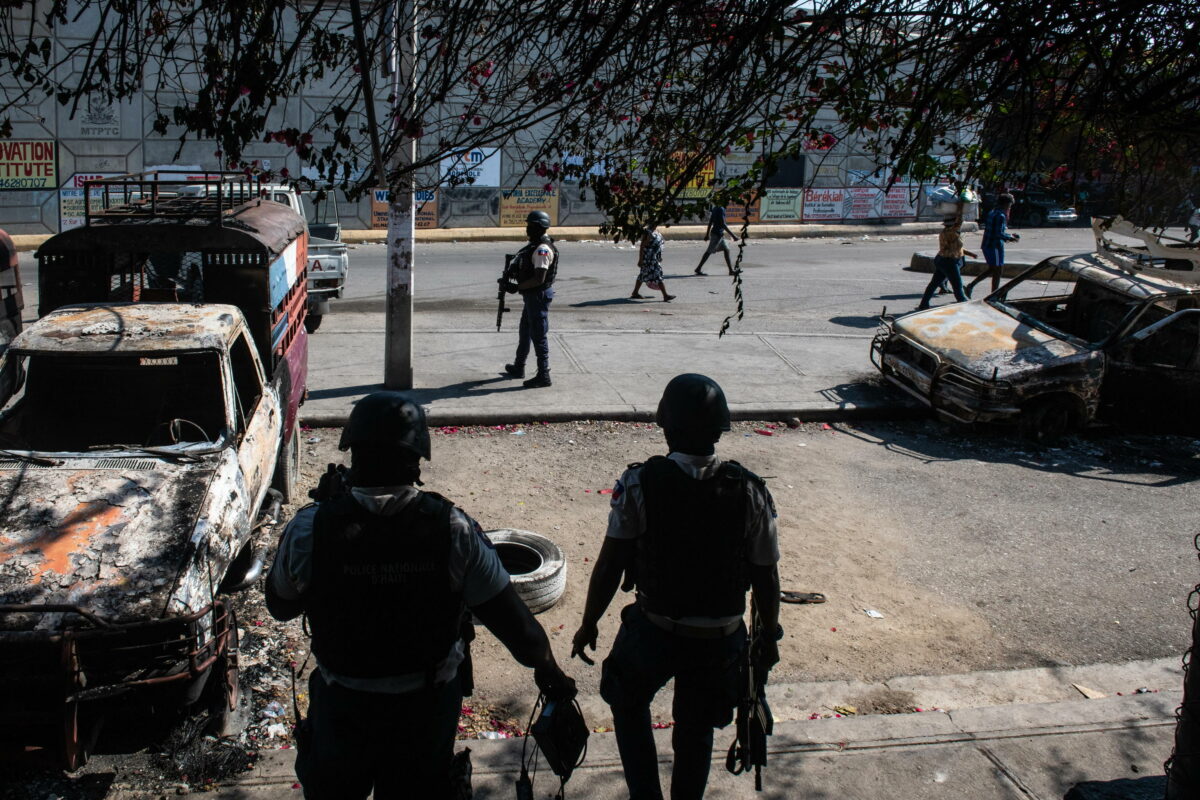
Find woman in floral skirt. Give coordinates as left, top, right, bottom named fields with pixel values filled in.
left=631, top=223, right=675, bottom=302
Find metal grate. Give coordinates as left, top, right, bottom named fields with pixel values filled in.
left=0, top=459, right=159, bottom=471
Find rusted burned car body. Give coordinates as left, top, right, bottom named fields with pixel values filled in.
left=872, top=217, right=1200, bottom=439
left=0, top=173, right=308, bottom=768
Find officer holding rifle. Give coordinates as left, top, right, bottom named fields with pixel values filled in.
left=571, top=374, right=782, bottom=799
left=499, top=210, right=559, bottom=388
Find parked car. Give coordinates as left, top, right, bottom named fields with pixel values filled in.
left=0, top=173, right=308, bottom=768
left=1010, top=190, right=1078, bottom=226
left=872, top=216, right=1200, bottom=442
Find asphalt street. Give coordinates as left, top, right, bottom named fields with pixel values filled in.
left=325, top=225, right=1099, bottom=335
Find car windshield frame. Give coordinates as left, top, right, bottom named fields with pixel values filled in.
left=987, top=264, right=1144, bottom=350
left=0, top=348, right=231, bottom=456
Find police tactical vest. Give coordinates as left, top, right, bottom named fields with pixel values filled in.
left=516, top=235, right=559, bottom=288
left=635, top=456, right=753, bottom=619
left=307, top=491, right=465, bottom=680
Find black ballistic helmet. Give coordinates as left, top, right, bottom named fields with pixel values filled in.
left=655, top=374, right=731, bottom=437
left=526, top=210, right=552, bottom=229
left=339, top=391, right=432, bottom=460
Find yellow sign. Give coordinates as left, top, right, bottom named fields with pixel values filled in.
left=415, top=189, right=438, bottom=229
left=0, top=140, right=56, bottom=190
left=500, top=187, right=558, bottom=227
left=674, top=153, right=716, bottom=199
left=371, top=188, right=438, bottom=229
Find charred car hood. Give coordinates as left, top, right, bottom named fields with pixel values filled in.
left=895, top=301, right=1095, bottom=379
left=0, top=457, right=214, bottom=628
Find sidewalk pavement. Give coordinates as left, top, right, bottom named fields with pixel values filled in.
left=300, top=323, right=924, bottom=427
left=137, top=658, right=1181, bottom=800
left=7, top=220, right=966, bottom=251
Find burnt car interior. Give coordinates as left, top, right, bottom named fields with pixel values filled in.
left=995, top=265, right=1138, bottom=345
left=0, top=352, right=225, bottom=451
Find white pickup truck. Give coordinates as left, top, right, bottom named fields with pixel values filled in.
left=261, top=186, right=349, bottom=333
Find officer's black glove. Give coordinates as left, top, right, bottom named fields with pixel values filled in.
left=498, top=278, right=519, bottom=294
left=534, top=663, right=577, bottom=703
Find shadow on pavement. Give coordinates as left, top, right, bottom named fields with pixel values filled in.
left=410, top=375, right=529, bottom=403
left=1064, top=775, right=1167, bottom=799
left=569, top=297, right=647, bottom=307
left=872, top=293, right=923, bottom=301
left=834, top=420, right=1200, bottom=488
left=829, top=315, right=886, bottom=329
left=306, top=383, right=384, bottom=401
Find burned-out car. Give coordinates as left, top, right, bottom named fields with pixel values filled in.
left=872, top=217, right=1200, bottom=441
left=0, top=173, right=308, bottom=768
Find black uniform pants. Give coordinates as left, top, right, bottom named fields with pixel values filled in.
left=295, top=669, right=462, bottom=799
left=600, top=603, right=747, bottom=800
left=514, top=286, right=553, bottom=375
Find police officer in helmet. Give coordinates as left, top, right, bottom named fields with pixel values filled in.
left=501, top=209, right=559, bottom=388
left=571, top=374, right=782, bottom=799
left=266, top=391, right=575, bottom=799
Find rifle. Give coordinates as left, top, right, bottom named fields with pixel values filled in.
left=496, top=252, right=517, bottom=331
left=726, top=599, right=773, bottom=790
left=308, top=463, right=351, bottom=502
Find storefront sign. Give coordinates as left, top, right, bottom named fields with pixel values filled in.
left=371, top=188, right=440, bottom=229
left=0, top=140, right=57, bottom=190
left=760, top=188, right=802, bottom=221
left=371, top=188, right=389, bottom=228
left=415, top=189, right=438, bottom=229
left=880, top=185, right=917, bottom=217
left=499, top=186, right=558, bottom=227
left=725, top=197, right=761, bottom=224
left=441, top=148, right=500, bottom=187
left=58, top=172, right=121, bottom=230
left=847, top=187, right=881, bottom=219
left=802, top=187, right=848, bottom=221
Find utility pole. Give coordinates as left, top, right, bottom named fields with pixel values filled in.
left=352, top=0, right=416, bottom=390
left=383, top=0, right=417, bottom=389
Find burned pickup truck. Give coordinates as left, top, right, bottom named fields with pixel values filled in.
left=0, top=173, right=308, bottom=768
left=872, top=217, right=1200, bottom=441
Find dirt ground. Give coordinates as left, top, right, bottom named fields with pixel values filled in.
left=5, top=417, right=1196, bottom=797
left=272, top=419, right=1002, bottom=716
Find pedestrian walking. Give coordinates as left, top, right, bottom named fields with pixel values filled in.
left=917, top=212, right=976, bottom=310
left=631, top=223, right=675, bottom=302
left=571, top=374, right=782, bottom=800
left=266, top=391, right=576, bottom=800
left=499, top=210, right=559, bottom=388
left=965, top=193, right=1019, bottom=297
left=694, top=206, right=738, bottom=275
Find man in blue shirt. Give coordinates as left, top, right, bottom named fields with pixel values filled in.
left=966, top=193, right=1020, bottom=297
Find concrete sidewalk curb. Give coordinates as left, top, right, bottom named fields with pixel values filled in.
left=10, top=221, right=966, bottom=252
left=189, top=690, right=1179, bottom=799
left=299, top=397, right=927, bottom=429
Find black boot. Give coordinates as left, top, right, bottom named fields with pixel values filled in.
left=504, top=363, right=525, bottom=378
left=522, top=372, right=552, bottom=388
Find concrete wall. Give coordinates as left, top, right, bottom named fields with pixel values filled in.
left=0, top=2, right=976, bottom=233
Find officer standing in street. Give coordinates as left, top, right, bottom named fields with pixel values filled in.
left=266, top=391, right=575, bottom=799
left=502, top=210, right=559, bottom=388
left=570, top=374, right=782, bottom=800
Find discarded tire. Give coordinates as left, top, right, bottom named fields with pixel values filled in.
left=483, top=529, right=566, bottom=614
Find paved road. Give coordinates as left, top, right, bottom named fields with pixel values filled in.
left=327, top=226, right=1098, bottom=334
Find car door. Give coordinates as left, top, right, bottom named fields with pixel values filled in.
left=228, top=329, right=281, bottom=511
left=1102, top=310, right=1200, bottom=433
